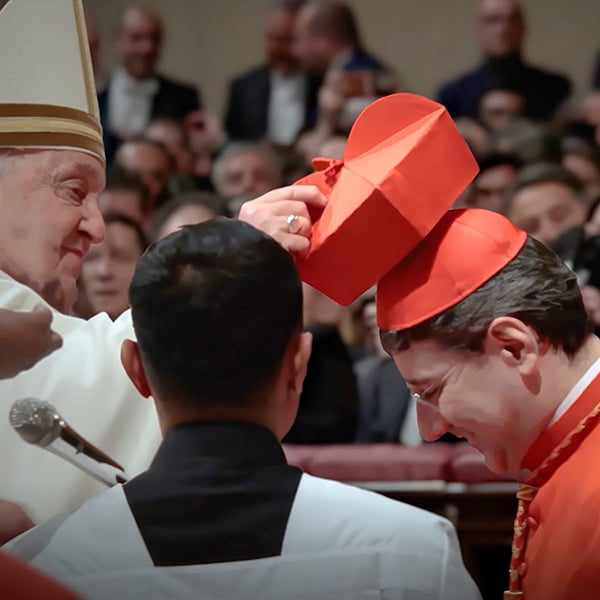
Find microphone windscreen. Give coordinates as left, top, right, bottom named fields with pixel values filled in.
left=9, top=398, right=61, bottom=446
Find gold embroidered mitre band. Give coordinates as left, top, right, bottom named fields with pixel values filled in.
left=0, top=0, right=104, bottom=165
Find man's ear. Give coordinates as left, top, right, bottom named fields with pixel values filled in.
left=483, top=317, right=540, bottom=375
left=292, top=331, right=312, bottom=396
left=120, top=339, right=152, bottom=398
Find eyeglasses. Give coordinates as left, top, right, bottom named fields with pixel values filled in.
left=407, top=362, right=463, bottom=409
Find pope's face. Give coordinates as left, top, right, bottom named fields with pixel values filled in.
left=0, top=150, right=105, bottom=313
left=391, top=338, right=539, bottom=473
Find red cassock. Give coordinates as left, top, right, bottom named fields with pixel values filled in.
left=0, top=551, right=80, bottom=599
left=507, top=371, right=600, bottom=599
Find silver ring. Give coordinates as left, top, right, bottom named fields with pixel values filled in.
left=285, top=214, right=302, bottom=234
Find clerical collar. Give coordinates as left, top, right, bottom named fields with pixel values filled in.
left=548, top=355, right=600, bottom=427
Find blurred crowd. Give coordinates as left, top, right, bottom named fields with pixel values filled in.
left=82, top=0, right=600, bottom=445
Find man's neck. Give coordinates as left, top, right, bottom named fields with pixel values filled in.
left=532, top=336, right=600, bottom=434
left=156, top=398, right=278, bottom=440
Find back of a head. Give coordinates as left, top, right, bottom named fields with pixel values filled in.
left=129, top=218, right=303, bottom=405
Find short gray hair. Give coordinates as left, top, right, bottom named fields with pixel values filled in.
left=211, top=143, right=282, bottom=194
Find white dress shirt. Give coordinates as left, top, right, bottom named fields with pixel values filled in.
left=267, top=71, right=306, bottom=146
left=107, top=68, right=159, bottom=136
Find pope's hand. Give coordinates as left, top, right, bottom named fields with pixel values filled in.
left=0, top=305, right=63, bottom=379
left=238, top=185, right=327, bottom=257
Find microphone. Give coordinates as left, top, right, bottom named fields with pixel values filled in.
left=9, top=398, right=128, bottom=487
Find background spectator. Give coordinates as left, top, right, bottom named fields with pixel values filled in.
left=225, top=0, right=320, bottom=145
left=504, top=162, right=587, bottom=248
left=74, top=214, right=147, bottom=321
left=211, top=142, right=283, bottom=204
left=151, top=192, right=230, bottom=241
left=437, top=0, right=570, bottom=122
left=98, top=168, right=151, bottom=226
left=99, top=4, right=201, bottom=161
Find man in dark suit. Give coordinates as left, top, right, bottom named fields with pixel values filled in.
left=437, top=0, right=570, bottom=122
left=225, top=1, right=320, bottom=145
left=99, top=5, right=201, bottom=162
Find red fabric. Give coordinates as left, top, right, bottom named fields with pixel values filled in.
left=0, top=552, right=80, bottom=600
left=294, top=93, right=478, bottom=306
left=284, top=443, right=455, bottom=481
left=509, top=372, right=600, bottom=598
left=377, top=208, right=526, bottom=330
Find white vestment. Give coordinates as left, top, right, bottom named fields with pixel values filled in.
left=7, top=473, right=481, bottom=600
left=0, top=271, right=160, bottom=521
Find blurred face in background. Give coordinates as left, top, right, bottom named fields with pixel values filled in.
left=79, top=220, right=144, bottom=320
left=115, top=141, right=172, bottom=205
left=479, top=89, right=525, bottom=131
left=471, top=164, right=517, bottom=213
left=264, top=7, right=300, bottom=74
left=562, top=153, right=600, bottom=202
left=508, top=182, right=586, bottom=248
left=145, top=120, right=194, bottom=175
left=476, top=0, right=524, bottom=58
left=294, top=5, right=330, bottom=74
left=216, top=150, right=280, bottom=199
left=99, top=188, right=145, bottom=225
left=117, top=7, right=162, bottom=79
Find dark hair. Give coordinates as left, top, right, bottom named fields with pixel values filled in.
left=562, top=136, right=600, bottom=170
left=492, top=119, right=562, bottom=164
left=586, top=195, right=600, bottom=223
left=129, top=218, right=303, bottom=404
left=105, top=167, right=153, bottom=214
left=149, top=191, right=230, bottom=242
left=504, top=161, right=585, bottom=214
left=477, top=152, right=522, bottom=175
left=381, top=236, right=593, bottom=358
left=307, top=1, right=362, bottom=47
left=102, top=212, right=148, bottom=254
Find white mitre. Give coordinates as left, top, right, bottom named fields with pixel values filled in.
left=0, top=0, right=104, bottom=164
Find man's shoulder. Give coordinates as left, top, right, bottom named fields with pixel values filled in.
left=346, top=48, right=385, bottom=72
left=438, top=65, right=484, bottom=95
left=8, top=485, right=150, bottom=575
left=523, top=62, right=571, bottom=90
left=293, top=473, right=452, bottom=537
left=156, top=74, right=198, bottom=97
